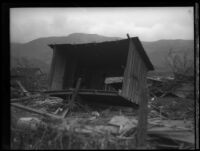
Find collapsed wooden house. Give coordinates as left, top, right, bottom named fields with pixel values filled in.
left=47, top=35, right=154, bottom=106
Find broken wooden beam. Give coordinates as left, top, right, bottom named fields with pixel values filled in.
left=11, top=103, right=62, bottom=119
left=16, top=80, right=31, bottom=97
left=62, top=78, right=82, bottom=118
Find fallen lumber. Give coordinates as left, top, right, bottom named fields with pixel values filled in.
left=11, top=103, right=62, bottom=119
left=16, top=80, right=31, bottom=97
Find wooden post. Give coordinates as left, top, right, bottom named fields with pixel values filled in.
left=136, top=77, right=148, bottom=148
left=62, top=78, right=82, bottom=118
left=71, top=78, right=82, bottom=102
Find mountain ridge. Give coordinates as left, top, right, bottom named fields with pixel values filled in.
left=10, top=33, right=194, bottom=73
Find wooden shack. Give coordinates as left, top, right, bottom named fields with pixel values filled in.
left=47, top=35, right=154, bottom=105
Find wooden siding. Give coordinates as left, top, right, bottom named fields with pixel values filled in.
left=121, top=38, right=148, bottom=104
left=50, top=50, right=66, bottom=90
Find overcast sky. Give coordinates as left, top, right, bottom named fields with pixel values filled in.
left=10, top=7, right=194, bottom=43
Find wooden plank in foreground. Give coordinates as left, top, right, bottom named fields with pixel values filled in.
left=11, top=103, right=62, bottom=119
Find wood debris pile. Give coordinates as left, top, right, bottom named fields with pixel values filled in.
left=10, top=72, right=195, bottom=149
left=147, top=73, right=194, bottom=120
left=11, top=67, right=48, bottom=98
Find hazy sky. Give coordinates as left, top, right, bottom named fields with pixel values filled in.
left=10, top=7, right=194, bottom=43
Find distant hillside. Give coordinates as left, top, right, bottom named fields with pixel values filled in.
left=142, top=39, right=194, bottom=71
left=10, top=33, right=194, bottom=73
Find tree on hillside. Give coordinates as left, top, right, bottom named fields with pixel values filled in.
left=165, top=48, right=194, bottom=81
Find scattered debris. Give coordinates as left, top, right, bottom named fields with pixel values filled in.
left=109, top=116, right=137, bottom=134
left=17, top=117, right=46, bottom=131
left=10, top=37, right=195, bottom=149
left=10, top=73, right=195, bottom=149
